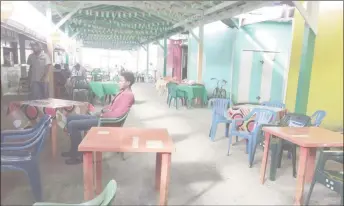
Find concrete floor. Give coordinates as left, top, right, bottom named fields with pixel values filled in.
left=1, top=83, right=342, bottom=205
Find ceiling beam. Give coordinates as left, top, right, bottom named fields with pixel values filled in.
left=172, top=1, right=239, bottom=29
left=53, top=2, right=85, bottom=31
left=292, top=1, right=318, bottom=34
left=184, top=1, right=272, bottom=30
left=88, top=1, right=181, bottom=23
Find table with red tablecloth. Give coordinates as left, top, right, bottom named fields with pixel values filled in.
left=6, top=98, right=95, bottom=158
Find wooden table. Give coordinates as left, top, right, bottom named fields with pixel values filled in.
left=78, top=127, right=174, bottom=206
left=7, top=98, right=93, bottom=158
left=260, top=127, right=344, bottom=205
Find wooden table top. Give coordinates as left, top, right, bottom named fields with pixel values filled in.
left=78, top=127, right=174, bottom=153
left=263, top=127, right=344, bottom=148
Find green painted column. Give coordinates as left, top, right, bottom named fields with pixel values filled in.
left=163, top=36, right=167, bottom=77
left=294, top=25, right=316, bottom=114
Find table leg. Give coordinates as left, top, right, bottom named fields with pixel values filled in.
left=95, top=152, right=103, bottom=195
left=155, top=153, right=162, bottom=191
left=51, top=119, right=57, bottom=158
left=159, top=153, right=171, bottom=206
left=260, top=131, right=271, bottom=184
left=305, top=148, right=316, bottom=183
left=83, top=152, right=94, bottom=200
left=294, top=147, right=309, bottom=205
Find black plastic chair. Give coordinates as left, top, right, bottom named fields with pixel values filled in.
left=304, top=150, right=343, bottom=205
left=268, top=113, right=312, bottom=180
left=71, top=76, right=89, bottom=101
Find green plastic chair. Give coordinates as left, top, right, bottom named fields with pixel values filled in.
left=33, top=179, right=117, bottom=206
left=98, top=112, right=129, bottom=160
left=304, top=150, right=343, bottom=205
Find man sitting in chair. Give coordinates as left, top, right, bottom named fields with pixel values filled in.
left=62, top=71, right=135, bottom=165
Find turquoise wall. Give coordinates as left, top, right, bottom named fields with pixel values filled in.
left=187, top=21, right=292, bottom=102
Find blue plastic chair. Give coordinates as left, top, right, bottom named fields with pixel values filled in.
left=311, top=110, right=326, bottom=127
left=227, top=108, right=276, bottom=167
left=261, top=101, right=286, bottom=109
left=1, top=115, right=51, bottom=140
left=1, top=115, right=52, bottom=202
left=208, top=98, right=233, bottom=141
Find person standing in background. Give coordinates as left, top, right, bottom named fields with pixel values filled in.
left=27, top=41, right=52, bottom=100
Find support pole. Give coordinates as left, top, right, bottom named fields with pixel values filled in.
left=294, top=1, right=319, bottom=114
left=136, top=49, right=139, bottom=73
left=46, top=1, right=54, bottom=98
left=163, top=36, right=167, bottom=77
left=146, top=43, right=149, bottom=74
left=197, top=25, right=204, bottom=83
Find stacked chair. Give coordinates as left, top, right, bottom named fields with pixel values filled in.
left=71, top=76, right=89, bottom=101
left=1, top=115, right=52, bottom=202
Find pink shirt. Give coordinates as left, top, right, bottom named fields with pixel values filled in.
left=101, top=88, right=135, bottom=118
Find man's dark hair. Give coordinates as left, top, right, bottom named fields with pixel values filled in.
left=120, top=71, right=135, bottom=87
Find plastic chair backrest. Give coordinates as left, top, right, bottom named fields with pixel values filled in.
left=280, top=113, right=311, bottom=127
left=311, top=110, right=326, bottom=127
left=261, top=101, right=286, bottom=109
left=248, top=108, right=276, bottom=133
left=1, top=115, right=51, bottom=140
left=167, top=82, right=178, bottom=95
left=211, top=98, right=232, bottom=116
left=98, top=112, right=129, bottom=127
left=2, top=116, right=52, bottom=156
left=72, top=76, right=88, bottom=90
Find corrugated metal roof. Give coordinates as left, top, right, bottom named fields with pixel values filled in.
left=29, top=1, right=276, bottom=50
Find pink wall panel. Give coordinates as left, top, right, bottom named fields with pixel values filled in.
left=167, top=40, right=182, bottom=81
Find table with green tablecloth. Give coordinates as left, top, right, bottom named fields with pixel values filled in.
left=177, top=84, right=208, bottom=107
left=89, top=81, right=120, bottom=101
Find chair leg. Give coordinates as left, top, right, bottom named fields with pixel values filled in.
left=210, top=122, right=218, bottom=141
left=236, top=136, right=238, bottom=142
left=277, top=141, right=283, bottom=168
left=26, top=163, right=42, bottom=201
left=121, top=152, right=125, bottom=160
left=175, top=98, right=178, bottom=109
left=225, top=123, right=230, bottom=137
left=245, top=140, right=249, bottom=154
left=269, top=142, right=279, bottom=181
left=227, top=132, right=233, bottom=155
left=168, top=97, right=173, bottom=108
left=304, top=178, right=316, bottom=205
left=292, top=145, right=297, bottom=178
left=248, top=139, right=253, bottom=167
left=250, top=137, right=258, bottom=168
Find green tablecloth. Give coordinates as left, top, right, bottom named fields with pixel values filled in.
left=177, top=84, right=208, bottom=107
left=89, top=81, right=119, bottom=99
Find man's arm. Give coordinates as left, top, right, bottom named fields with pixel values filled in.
left=41, top=53, right=52, bottom=81
left=101, top=93, right=134, bottom=118
left=27, top=55, right=32, bottom=81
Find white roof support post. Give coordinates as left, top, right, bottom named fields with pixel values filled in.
left=197, top=24, right=204, bottom=83
left=53, top=2, right=85, bottom=31
left=292, top=1, right=319, bottom=35
left=189, top=30, right=200, bottom=43
left=146, top=43, right=150, bottom=74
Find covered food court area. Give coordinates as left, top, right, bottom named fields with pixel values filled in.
left=1, top=1, right=343, bottom=206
